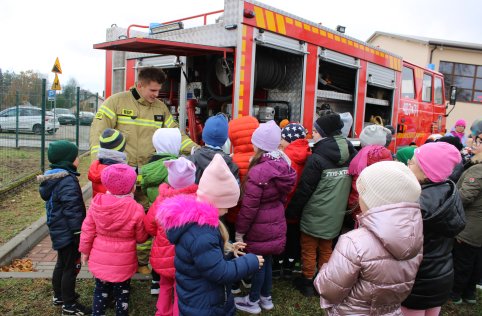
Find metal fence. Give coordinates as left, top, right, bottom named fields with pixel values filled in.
left=0, top=79, right=97, bottom=192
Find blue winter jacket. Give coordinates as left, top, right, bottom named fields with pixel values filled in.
left=158, top=194, right=260, bottom=316
left=38, top=169, right=86, bottom=250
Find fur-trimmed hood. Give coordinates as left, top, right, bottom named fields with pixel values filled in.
left=157, top=194, right=219, bottom=245
left=38, top=169, right=71, bottom=201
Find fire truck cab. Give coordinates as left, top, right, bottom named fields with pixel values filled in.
left=94, top=0, right=449, bottom=149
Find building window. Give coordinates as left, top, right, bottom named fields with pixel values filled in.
left=439, top=61, right=482, bottom=103
left=402, top=66, right=415, bottom=99
left=422, top=74, right=432, bottom=102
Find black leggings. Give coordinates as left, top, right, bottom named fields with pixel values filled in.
left=52, top=242, right=81, bottom=305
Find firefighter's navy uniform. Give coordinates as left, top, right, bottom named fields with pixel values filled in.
left=89, top=87, right=197, bottom=267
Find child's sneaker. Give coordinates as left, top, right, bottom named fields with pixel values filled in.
left=449, top=293, right=462, bottom=305
left=62, top=302, right=92, bottom=315
left=234, top=295, right=261, bottom=314
left=241, top=278, right=252, bottom=289
left=231, top=282, right=242, bottom=294
left=463, top=292, right=477, bottom=304
left=259, top=295, right=274, bottom=310
left=53, top=293, right=81, bottom=306
left=150, top=281, right=160, bottom=295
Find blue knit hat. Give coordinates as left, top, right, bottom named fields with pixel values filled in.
left=202, top=113, right=228, bottom=147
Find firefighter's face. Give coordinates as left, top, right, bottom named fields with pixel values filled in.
left=137, top=81, right=161, bottom=103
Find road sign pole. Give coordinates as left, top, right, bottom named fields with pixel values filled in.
left=41, top=79, right=46, bottom=173
left=76, top=87, right=80, bottom=148
left=15, top=92, right=19, bottom=148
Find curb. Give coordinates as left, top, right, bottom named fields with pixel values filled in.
left=0, top=181, right=92, bottom=268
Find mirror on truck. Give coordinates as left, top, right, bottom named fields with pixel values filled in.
left=449, top=85, right=457, bottom=105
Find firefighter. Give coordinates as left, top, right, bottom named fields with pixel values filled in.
left=89, top=67, right=198, bottom=274
left=89, top=67, right=197, bottom=166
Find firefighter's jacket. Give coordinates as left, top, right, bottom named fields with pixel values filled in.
left=90, top=88, right=196, bottom=167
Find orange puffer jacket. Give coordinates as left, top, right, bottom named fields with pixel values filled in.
left=226, top=116, right=259, bottom=223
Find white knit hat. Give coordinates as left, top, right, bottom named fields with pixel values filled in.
left=152, top=128, right=181, bottom=155
left=356, top=161, right=421, bottom=210
left=360, top=125, right=391, bottom=147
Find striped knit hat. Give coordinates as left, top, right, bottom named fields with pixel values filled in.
left=99, top=128, right=126, bottom=152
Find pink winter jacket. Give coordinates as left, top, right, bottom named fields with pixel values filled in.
left=79, top=193, right=148, bottom=282
left=314, top=202, right=424, bottom=316
left=144, top=183, right=198, bottom=278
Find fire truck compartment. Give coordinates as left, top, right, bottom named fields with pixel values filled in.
left=252, top=45, right=303, bottom=123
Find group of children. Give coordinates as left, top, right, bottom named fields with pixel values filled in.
left=37, top=112, right=482, bottom=316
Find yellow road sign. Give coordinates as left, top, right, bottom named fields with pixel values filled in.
left=51, top=57, right=62, bottom=74
left=51, top=73, right=62, bottom=90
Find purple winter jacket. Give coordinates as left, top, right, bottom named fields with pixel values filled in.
left=236, top=153, right=297, bottom=255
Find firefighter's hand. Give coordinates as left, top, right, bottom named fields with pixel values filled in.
left=257, top=255, right=264, bottom=269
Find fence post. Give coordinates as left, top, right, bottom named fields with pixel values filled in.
left=76, top=87, right=80, bottom=148
left=95, top=92, right=99, bottom=112
left=15, top=92, right=19, bottom=148
left=41, top=79, right=46, bottom=172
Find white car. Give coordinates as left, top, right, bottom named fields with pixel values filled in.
left=0, top=105, right=59, bottom=134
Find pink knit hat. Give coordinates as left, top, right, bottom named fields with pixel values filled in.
left=164, top=157, right=196, bottom=189
left=251, top=120, right=281, bottom=152
left=197, top=154, right=240, bottom=208
left=101, top=164, right=137, bottom=195
left=455, top=119, right=466, bottom=127
left=414, top=142, right=461, bottom=183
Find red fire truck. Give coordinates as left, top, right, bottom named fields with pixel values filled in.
left=94, top=0, right=455, bottom=149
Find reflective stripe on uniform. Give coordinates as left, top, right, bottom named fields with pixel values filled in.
left=91, top=145, right=100, bottom=154
left=165, top=115, right=174, bottom=128
left=180, top=138, right=195, bottom=151
left=98, top=105, right=116, bottom=119
left=117, top=116, right=163, bottom=128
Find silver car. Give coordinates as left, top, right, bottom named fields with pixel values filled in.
left=0, top=105, right=59, bottom=134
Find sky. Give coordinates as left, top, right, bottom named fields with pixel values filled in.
left=1, top=0, right=481, bottom=95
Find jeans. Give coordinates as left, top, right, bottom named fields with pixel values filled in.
left=92, top=278, right=131, bottom=316
left=249, top=255, right=272, bottom=302
left=52, top=241, right=81, bottom=305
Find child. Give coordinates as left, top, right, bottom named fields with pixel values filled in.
left=451, top=130, right=482, bottom=305
left=445, top=119, right=468, bottom=146
left=396, top=146, right=417, bottom=165
left=347, top=145, right=392, bottom=226
left=286, top=113, right=356, bottom=296
left=359, top=124, right=392, bottom=147
left=158, top=154, right=263, bottom=316
left=144, top=157, right=198, bottom=316
left=188, top=113, right=239, bottom=184
left=79, top=164, right=148, bottom=316
left=315, top=161, right=423, bottom=315
left=38, top=140, right=90, bottom=316
left=139, top=128, right=182, bottom=277
left=402, top=142, right=466, bottom=316
left=235, top=120, right=297, bottom=314
left=141, top=128, right=182, bottom=204
left=277, top=122, right=311, bottom=276
left=88, top=128, right=127, bottom=197
left=225, top=115, right=259, bottom=235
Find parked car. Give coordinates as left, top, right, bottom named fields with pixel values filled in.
left=53, top=108, right=76, bottom=125
left=0, top=106, right=59, bottom=134
left=79, top=111, right=94, bottom=126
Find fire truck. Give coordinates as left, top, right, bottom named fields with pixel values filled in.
left=94, top=0, right=456, bottom=149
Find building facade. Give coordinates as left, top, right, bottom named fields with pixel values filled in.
left=367, top=31, right=482, bottom=132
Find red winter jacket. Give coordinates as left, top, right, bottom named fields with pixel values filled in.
left=283, top=139, right=311, bottom=205
left=144, top=183, right=198, bottom=278
left=226, top=116, right=259, bottom=224
left=88, top=160, right=109, bottom=197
